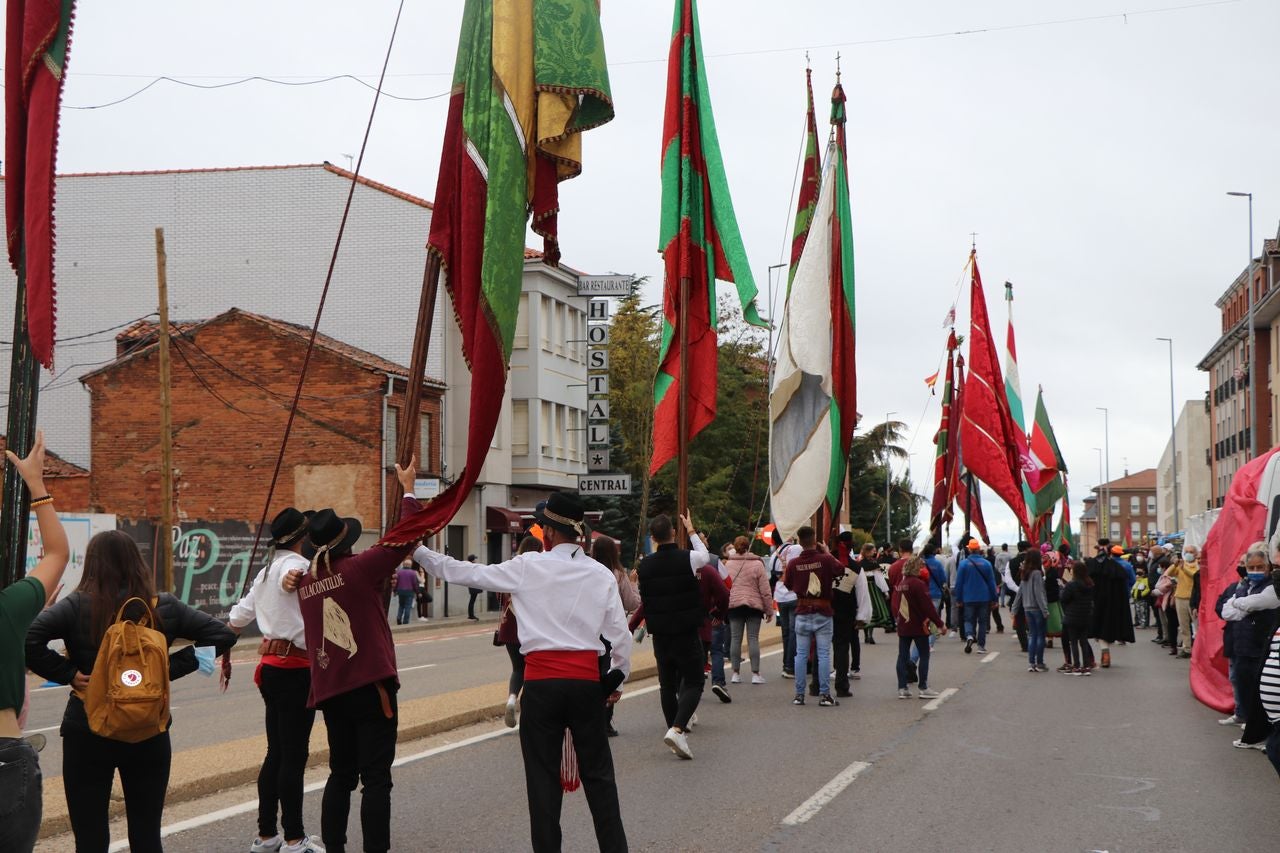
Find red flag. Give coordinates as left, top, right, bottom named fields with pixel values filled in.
left=959, top=252, right=1030, bottom=531
left=928, top=331, right=957, bottom=536
left=5, top=0, right=77, bottom=368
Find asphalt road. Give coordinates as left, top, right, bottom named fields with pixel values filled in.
left=39, top=622, right=1280, bottom=852
left=23, top=618, right=501, bottom=779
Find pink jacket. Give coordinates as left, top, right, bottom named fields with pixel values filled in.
left=725, top=552, right=774, bottom=615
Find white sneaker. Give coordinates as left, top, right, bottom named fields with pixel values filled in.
left=664, top=727, right=693, bottom=759
left=687, top=712, right=698, bottom=728
left=418, top=617, right=429, bottom=622
left=897, top=688, right=912, bottom=699
left=918, top=689, right=940, bottom=699
left=251, top=837, right=283, bottom=853
left=504, top=695, right=518, bottom=729
left=281, top=838, right=325, bottom=853
left=751, top=673, right=766, bottom=685
left=1218, top=715, right=1243, bottom=726
left=730, top=671, right=741, bottom=684
left=1233, top=739, right=1266, bottom=751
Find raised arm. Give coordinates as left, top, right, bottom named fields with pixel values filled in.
left=7, top=431, right=69, bottom=599
left=413, top=545, right=528, bottom=594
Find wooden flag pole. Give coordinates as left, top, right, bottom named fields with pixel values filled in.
left=0, top=249, right=40, bottom=589
left=677, top=274, right=690, bottom=548
left=155, top=228, right=175, bottom=592
left=390, top=252, right=443, bottom=528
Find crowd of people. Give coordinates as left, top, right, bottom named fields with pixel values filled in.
left=2, top=430, right=1279, bottom=853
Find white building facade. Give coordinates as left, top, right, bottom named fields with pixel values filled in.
left=1156, top=399, right=1212, bottom=535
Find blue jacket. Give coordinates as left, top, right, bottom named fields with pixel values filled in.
left=954, top=555, right=998, bottom=603
left=924, top=556, right=946, bottom=600
left=1117, top=559, right=1135, bottom=592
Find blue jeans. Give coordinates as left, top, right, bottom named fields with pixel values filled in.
left=710, top=622, right=728, bottom=686
left=778, top=601, right=798, bottom=673
left=1026, top=610, right=1046, bottom=667
left=396, top=590, right=415, bottom=624
left=793, top=613, right=833, bottom=696
left=1228, top=657, right=1244, bottom=717
left=0, top=737, right=41, bottom=853
left=911, top=598, right=943, bottom=663
left=962, top=601, right=990, bottom=648
left=897, top=635, right=930, bottom=690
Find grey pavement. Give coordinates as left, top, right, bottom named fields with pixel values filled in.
left=39, top=623, right=1280, bottom=852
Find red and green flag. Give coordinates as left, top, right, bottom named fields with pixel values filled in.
left=929, top=331, right=958, bottom=539
left=826, top=77, right=857, bottom=512
left=5, top=0, right=77, bottom=368
left=650, top=0, right=764, bottom=476
left=1053, top=487, right=1074, bottom=553
left=1029, top=386, right=1068, bottom=519
left=787, top=67, right=821, bottom=288
left=383, top=0, right=612, bottom=542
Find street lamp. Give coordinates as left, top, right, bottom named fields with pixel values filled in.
left=1097, top=407, right=1110, bottom=542
left=1227, top=191, right=1255, bottom=459
left=885, top=411, right=897, bottom=546
left=1156, top=337, right=1180, bottom=532
left=1093, top=447, right=1103, bottom=550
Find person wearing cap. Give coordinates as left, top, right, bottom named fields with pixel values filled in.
left=954, top=539, right=998, bottom=654
left=1088, top=544, right=1137, bottom=668
left=228, top=508, right=324, bottom=853
left=412, top=492, right=631, bottom=853
left=286, top=458, right=421, bottom=853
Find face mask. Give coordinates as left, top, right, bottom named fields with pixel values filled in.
left=1183, top=552, right=1195, bottom=562
left=1247, top=572, right=1267, bottom=582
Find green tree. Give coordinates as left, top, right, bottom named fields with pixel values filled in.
left=845, top=420, right=922, bottom=546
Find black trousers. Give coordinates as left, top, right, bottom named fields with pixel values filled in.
left=833, top=615, right=859, bottom=692
left=319, top=680, right=398, bottom=853
left=468, top=587, right=482, bottom=618
left=1237, top=655, right=1274, bottom=744
left=62, top=727, right=171, bottom=853
left=507, top=642, right=527, bottom=696
left=651, top=631, right=704, bottom=730
left=258, top=664, right=317, bottom=841
left=0, top=737, right=42, bottom=853
left=519, top=679, right=627, bottom=853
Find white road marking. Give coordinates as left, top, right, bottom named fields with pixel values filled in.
left=33, top=683, right=68, bottom=692
left=981, top=651, right=999, bottom=663
left=781, top=760, right=871, bottom=825
left=397, top=664, right=438, bottom=673
left=922, top=687, right=958, bottom=711
left=21, top=724, right=59, bottom=734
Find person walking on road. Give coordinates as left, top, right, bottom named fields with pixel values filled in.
left=228, top=507, right=326, bottom=853
left=26, top=530, right=237, bottom=853
left=414, top=492, right=632, bottom=852
left=1166, top=545, right=1201, bottom=658
left=636, top=512, right=715, bottom=758
left=831, top=542, right=870, bottom=697
left=860, top=544, right=891, bottom=644
left=1013, top=551, right=1049, bottom=672
left=496, top=534, right=544, bottom=729
left=590, top=535, right=640, bottom=738
left=769, top=530, right=802, bottom=677
left=288, top=458, right=424, bottom=853
left=781, top=526, right=842, bottom=707
left=393, top=559, right=418, bottom=626
left=954, top=540, right=998, bottom=655
left=1089, top=545, right=1136, bottom=668
left=1060, top=561, right=1096, bottom=676
left=891, top=556, right=948, bottom=698
left=0, top=433, right=69, bottom=853
left=724, top=536, right=773, bottom=686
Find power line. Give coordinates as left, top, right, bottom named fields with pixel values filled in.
left=62, top=74, right=450, bottom=111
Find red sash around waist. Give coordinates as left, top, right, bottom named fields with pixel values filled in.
left=524, top=650, right=599, bottom=682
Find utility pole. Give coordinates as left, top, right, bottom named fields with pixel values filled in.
left=155, top=228, right=174, bottom=592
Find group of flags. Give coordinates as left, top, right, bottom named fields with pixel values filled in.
left=928, top=256, right=1073, bottom=549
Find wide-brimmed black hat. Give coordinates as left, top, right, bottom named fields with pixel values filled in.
left=270, top=508, right=311, bottom=547
left=308, top=508, right=362, bottom=557
left=534, top=493, right=587, bottom=539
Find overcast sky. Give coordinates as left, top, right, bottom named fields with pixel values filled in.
left=36, top=0, right=1280, bottom=544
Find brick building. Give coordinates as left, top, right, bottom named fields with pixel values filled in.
left=79, top=308, right=443, bottom=532
left=1078, top=468, right=1158, bottom=554
left=0, top=437, right=90, bottom=512
left=1198, top=221, right=1280, bottom=507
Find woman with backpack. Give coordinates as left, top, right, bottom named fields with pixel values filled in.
left=25, top=530, right=237, bottom=853
left=723, top=535, right=774, bottom=685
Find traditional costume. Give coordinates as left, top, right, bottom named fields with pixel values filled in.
left=413, top=493, right=630, bottom=853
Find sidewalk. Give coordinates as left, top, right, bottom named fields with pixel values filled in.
left=37, top=630, right=780, bottom=840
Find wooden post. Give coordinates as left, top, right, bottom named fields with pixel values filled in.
left=677, top=275, right=690, bottom=548
left=0, top=248, right=40, bottom=589
left=155, top=228, right=174, bottom=592
left=390, top=253, right=443, bottom=527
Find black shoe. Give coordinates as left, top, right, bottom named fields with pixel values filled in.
left=809, top=685, right=820, bottom=697
left=964, top=638, right=975, bottom=654
left=793, top=694, right=805, bottom=705
left=819, top=694, right=839, bottom=707
left=866, top=637, right=875, bottom=645
left=1151, top=637, right=1164, bottom=643
left=606, top=723, right=619, bottom=737
left=835, top=688, right=853, bottom=698
left=711, top=683, right=732, bottom=704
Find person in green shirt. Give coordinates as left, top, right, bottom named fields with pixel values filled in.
left=0, top=431, right=70, bottom=853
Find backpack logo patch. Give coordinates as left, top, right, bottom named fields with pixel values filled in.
left=120, top=669, right=142, bottom=688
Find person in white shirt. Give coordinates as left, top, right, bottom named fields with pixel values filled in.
left=413, top=493, right=630, bottom=853
left=228, top=508, right=323, bottom=853
left=769, top=530, right=803, bottom=676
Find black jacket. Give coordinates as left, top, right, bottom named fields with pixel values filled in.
left=1059, top=580, right=1094, bottom=628
left=26, top=591, right=237, bottom=733
left=1230, top=576, right=1280, bottom=659
left=1216, top=581, right=1242, bottom=658
left=637, top=544, right=705, bottom=635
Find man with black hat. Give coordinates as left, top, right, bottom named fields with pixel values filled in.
left=288, top=459, right=423, bottom=853
left=229, top=508, right=323, bottom=853
left=412, top=491, right=631, bottom=853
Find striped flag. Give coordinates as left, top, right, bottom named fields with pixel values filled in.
left=787, top=67, right=822, bottom=288
left=928, top=332, right=957, bottom=538
left=1029, top=387, right=1068, bottom=519
left=382, top=0, right=612, bottom=543
left=650, top=0, right=764, bottom=476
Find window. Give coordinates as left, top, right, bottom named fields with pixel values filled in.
left=1147, top=522, right=1158, bottom=537
left=540, top=401, right=552, bottom=456
left=514, top=294, right=529, bottom=349
left=1109, top=522, right=1120, bottom=540
left=1130, top=521, right=1140, bottom=540
left=420, top=414, right=432, bottom=468
left=539, top=295, right=552, bottom=352
left=1129, top=496, right=1139, bottom=514
left=555, top=302, right=567, bottom=356
left=1109, top=496, right=1120, bottom=515
left=384, top=409, right=398, bottom=467
left=512, top=400, right=529, bottom=456
left=554, top=404, right=566, bottom=459
left=568, top=408, right=581, bottom=462
left=1145, top=495, right=1156, bottom=515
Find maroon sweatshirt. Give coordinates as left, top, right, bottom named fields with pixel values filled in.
left=782, top=549, right=841, bottom=616
left=297, top=495, right=422, bottom=707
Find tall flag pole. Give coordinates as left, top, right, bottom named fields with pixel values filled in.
left=959, top=251, right=1031, bottom=532
left=381, top=0, right=614, bottom=544
left=652, top=0, right=765, bottom=537
left=2, top=0, right=77, bottom=588
left=928, top=330, right=958, bottom=545
left=1028, top=385, right=1069, bottom=534
left=787, top=65, right=821, bottom=288
left=1004, top=281, right=1040, bottom=534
